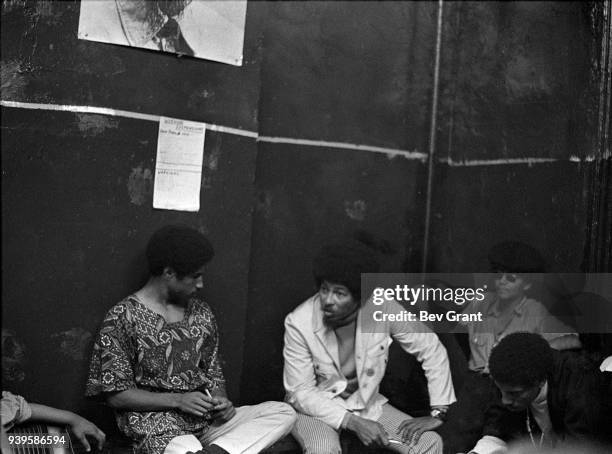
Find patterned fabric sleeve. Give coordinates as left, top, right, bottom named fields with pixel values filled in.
left=198, top=306, right=226, bottom=391
left=85, top=303, right=137, bottom=398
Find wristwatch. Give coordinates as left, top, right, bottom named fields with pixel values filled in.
left=430, top=408, right=447, bottom=421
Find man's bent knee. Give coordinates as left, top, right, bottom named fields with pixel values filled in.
left=276, top=402, right=297, bottom=417
left=263, top=401, right=296, bottom=421
left=277, top=402, right=297, bottom=428
left=260, top=401, right=296, bottom=415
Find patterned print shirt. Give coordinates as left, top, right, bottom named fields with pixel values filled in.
left=85, top=296, right=225, bottom=454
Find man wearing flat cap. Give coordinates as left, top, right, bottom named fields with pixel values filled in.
left=283, top=239, right=456, bottom=454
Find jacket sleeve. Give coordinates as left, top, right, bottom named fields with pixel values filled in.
left=283, top=314, right=348, bottom=429
left=388, top=302, right=456, bottom=406
left=557, top=355, right=609, bottom=442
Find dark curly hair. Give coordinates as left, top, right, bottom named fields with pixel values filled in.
left=489, top=332, right=553, bottom=387
left=313, top=239, right=380, bottom=300
left=146, top=225, right=214, bottom=278
left=488, top=241, right=546, bottom=274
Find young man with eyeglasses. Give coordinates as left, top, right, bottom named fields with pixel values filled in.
left=435, top=241, right=581, bottom=454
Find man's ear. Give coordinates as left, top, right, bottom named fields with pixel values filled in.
left=523, top=281, right=532, bottom=292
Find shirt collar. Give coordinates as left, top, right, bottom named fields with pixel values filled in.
left=312, top=293, right=327, bottom=333
left=488, top=295, right=528, bottom=316
left=532, top=381, right=548, bottom=407
left=529, top=381, right=552, bottom=433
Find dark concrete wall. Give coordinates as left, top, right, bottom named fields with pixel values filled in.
left=1, top=0, right=263, bottom=434
left=429, top=0, right=601, bottom=272
left=1, top=0, right=606, bottom=436
left=240, top=0, right=603, bottom=403
left=437, top=1, right=596, bottom=162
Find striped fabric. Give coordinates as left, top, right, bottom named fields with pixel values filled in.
left=291, top=404, right=442, bottom=454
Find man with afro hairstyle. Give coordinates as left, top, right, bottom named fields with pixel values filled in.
left=283, top=238, right=455, bottom=454
left=86, top=225, right=296, bottom=454
left=468, top=332, right=611, bottom=453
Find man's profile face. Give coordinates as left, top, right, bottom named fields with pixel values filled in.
left=495, top=380, right=543, bottom=412
left=319, top=281, right=359, bottom=327
left=167, top=265, right=204, bottom=306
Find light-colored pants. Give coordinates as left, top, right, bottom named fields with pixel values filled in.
left=292, top=403, right=442, bottom=454
left=164, top=401, right=296, bottom=454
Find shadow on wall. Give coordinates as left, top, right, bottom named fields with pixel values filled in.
left=2, top=329, right=27, bottom=386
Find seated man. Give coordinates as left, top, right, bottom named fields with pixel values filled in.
left=464, top=241, right=581, bottom=367
left=1, top=390, right=106, bottom=452
left=283, top=240, right=456, bottom=454
left=86, top=225, right=296, bottom=454
left=436, top=241, right=581, bottom=453
left=468, top=332, right=611, bottom=453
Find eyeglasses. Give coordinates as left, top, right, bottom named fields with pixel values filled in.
left=494, top=272, right=520, bottom=283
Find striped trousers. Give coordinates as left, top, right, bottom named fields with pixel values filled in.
left=292, top=404, right=442, bottom=454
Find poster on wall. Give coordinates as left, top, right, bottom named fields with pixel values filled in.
left=153, top=117, right=206, bottom=212
left=78, top=0, right=247, bottom=66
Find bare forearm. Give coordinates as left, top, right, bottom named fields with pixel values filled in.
left=549, top=334, right=582, bottom=350
left=106, top=389, right=178, bottom=411
left=29, top=404, right=106, bottom=452
left=29, top=404, right=80, bottom=426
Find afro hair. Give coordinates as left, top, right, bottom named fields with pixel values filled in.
left=146, top=224, right=214, bottom=277
left=489, top=332, right=554, bottom=387
left=313, top=239, right=380, bottom=300
left=488, top=241, right=546, bottom=274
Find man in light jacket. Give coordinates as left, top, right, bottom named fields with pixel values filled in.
left=283, top=239, right=456, bottom=454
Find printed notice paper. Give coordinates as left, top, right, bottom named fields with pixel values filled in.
left=153, top=117, right=206, bottom=212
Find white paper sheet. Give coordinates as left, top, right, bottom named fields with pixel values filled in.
left=153, top=117, right=206, bottom=212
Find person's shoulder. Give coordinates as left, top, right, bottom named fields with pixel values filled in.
left=519, top=297, right=551, bottom=315
left=103, top=296, right=137, bottom=319
left=190, top=297, right=215, bottom=317
left=555, top=350, right=600, bottom=373
left=285, top=294, right=318, bottom=324
left=549, top=351, right=607, bottom=398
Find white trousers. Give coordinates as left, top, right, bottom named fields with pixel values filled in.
left=164, top=401, right=296, bottom=454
